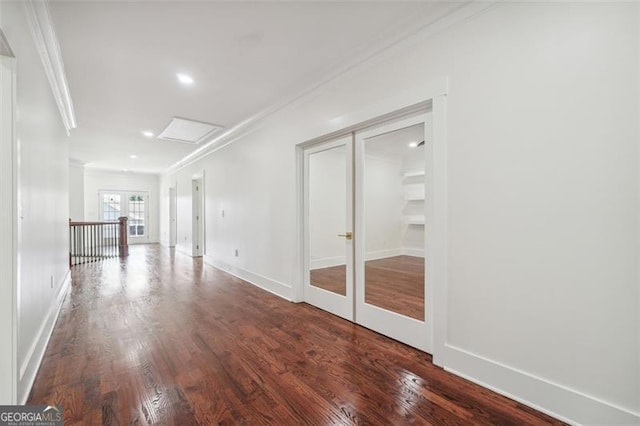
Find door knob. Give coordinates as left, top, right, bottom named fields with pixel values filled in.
left=337, top=232, right=353, bottom=240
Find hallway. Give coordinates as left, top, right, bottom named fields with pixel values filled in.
left=27, top=245, right=561, bottom=425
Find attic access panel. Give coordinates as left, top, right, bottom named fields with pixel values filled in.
left=158, top=117, right=222, bottom=144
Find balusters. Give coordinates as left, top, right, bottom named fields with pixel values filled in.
left=69, top=219, right=129, bottom=266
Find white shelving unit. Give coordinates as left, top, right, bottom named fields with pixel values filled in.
left=402, top=169, right=425, bottom=225
left=405, top=215, right=425, bottom=225
left=403, top=183, right=425, bottom=201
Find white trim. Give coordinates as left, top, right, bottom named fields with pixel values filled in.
left=309, top=249, right=416, bottom=270
left=203, top=255, right=292, bottom=301
left=364, top=248, right=404, bottom=262
left=444, top=344, right=640, bottom=425
left=22, top=0, right=76, bottom=134
left=430, top=93, right=448, bottom=367
left=164, top=2, right=495, bottom=175
left=309, top=256, right=345, bottom=271
left=0, top=54, right=17, bottom=405
left=18, top=271, right=71, bottom=404
left=402, top=248, right=424, bottom=257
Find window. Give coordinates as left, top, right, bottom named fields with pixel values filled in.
left=128, top=194, right=145, bottom=236
left=102, top=194, right=121, bottom=221
left=99, top=191, right=148, bottom=238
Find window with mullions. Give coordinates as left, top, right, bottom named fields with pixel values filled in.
left=100, top=191, right=147, bottom=238
left=128, top=195, right=145, bottom=236
left=102, top=194, right=121, bottom=221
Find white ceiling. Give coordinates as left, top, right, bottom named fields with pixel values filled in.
left=366, top=123, right=424, bottom=161
left=51, top=1, right=460, bottom=173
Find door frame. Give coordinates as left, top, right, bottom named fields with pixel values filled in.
left=0, top=49, right=18, bottom=404
left=294, top=78, right=448, bottom=364
left=191, top=177, right=204, bottom=257
left=169, top=187, right=177, bottom=247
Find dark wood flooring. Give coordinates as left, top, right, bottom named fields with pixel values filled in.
left=28, top=245, right=563, bottom=425
left=310, top=255, right=425, bottom=320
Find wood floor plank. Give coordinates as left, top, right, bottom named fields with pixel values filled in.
left=27, top=245, right=564, bottom=425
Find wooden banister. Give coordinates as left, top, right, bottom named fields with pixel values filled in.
left=118, top=216, right=128, bottom=258
left=69, top=217, right=129, bottom=266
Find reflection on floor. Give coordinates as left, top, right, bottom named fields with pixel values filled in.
left=28, top=245, right=563, bottom=424
left=310, top=255, right=425, bottom=320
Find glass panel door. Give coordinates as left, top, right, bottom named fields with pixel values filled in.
left=100, top=191, right=149, bottom=241
left=304, top=136, right=354, bottom=321
left=128, top=194, right=146, bottom=237
left=355, top=114, right=432, bottom=352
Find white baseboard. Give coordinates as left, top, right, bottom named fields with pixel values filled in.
left=365, top=248, right=404, bottom=261
left=18, top=270, right=71, bottom=404
left=202, top=255, right=292, bottom=301
left=310, top=256, right=345, bottom=270
left=443, top=344, right=640, bottom=425
left=310, top=248, right=424, bottom=270
left=402, top=248, right=424, bottom=257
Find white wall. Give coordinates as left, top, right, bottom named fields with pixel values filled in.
left=68, top=163, right=84, bottom=220
left=308, top=148, right=406, bottom=269
left=363, top=155, right=404, bottom=258
left=161, top=3, right=639, bottom=423
left=84, top=169, right=160, bottom=243
left=0, top=2, right=71, bottom=404
left=308, top=147, right=347, bottom=268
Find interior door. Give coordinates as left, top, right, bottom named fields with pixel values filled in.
left=354, top=114, right=432, bottom=352
left=303, top=136, right=354, bottom=321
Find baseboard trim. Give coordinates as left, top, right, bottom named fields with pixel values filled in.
left=310, top=248, right=424, bottom=270
left=18, top=270, right=71, bottom=404
left=402, top=248, right=424, bottom=257
left=443, top=343, right=640, bottom=425
left=310, top=256, right=345, bottom=270
left=203, top=255, right=292, bottom=301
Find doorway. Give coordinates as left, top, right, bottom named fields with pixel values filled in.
left=99, top=191, right=150, bottom=243
left=169, top=187, right=177, bottom=247
left=192, top=178, right=204, bottom=257
left=302, top=112, right=433, bottom=353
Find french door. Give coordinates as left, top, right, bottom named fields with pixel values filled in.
left=99, top=191, right=150, bottom=243
left=303, top=114, right=432, bottom=353
left=303, top=136, right=354, bottom=321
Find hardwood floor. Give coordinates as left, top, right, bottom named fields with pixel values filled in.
left=310, top=255, right=425, bottom=320
left=28, top=245, right=563, bottom=425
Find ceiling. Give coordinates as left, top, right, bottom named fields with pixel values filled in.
left=51, top=1, right=460, bottom=173
left=366, top=123, right=424, bottom=161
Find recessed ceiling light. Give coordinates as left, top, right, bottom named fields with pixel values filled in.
left=142, top=130, right=154, bottom=138
left=130, top=154, right=137, bottom=159
left=122, top=169, right=129, bottom=172
left=177, top=73, right=194, bottom=85
left=409, top=142, right=418, bottom=148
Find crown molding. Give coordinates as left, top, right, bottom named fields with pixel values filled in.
left=23, top=0, right=76, bottom=135
left=164, top=1, right=501, bottom=176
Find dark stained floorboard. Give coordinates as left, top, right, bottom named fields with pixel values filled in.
left=28, top=245, right=563, bottom=425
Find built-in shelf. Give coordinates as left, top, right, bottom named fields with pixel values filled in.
left=403, top=169, right=425, bottom=178
left=405, top=215, right=425, bottom=225
left=403, top=183, right=425, bottom=201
